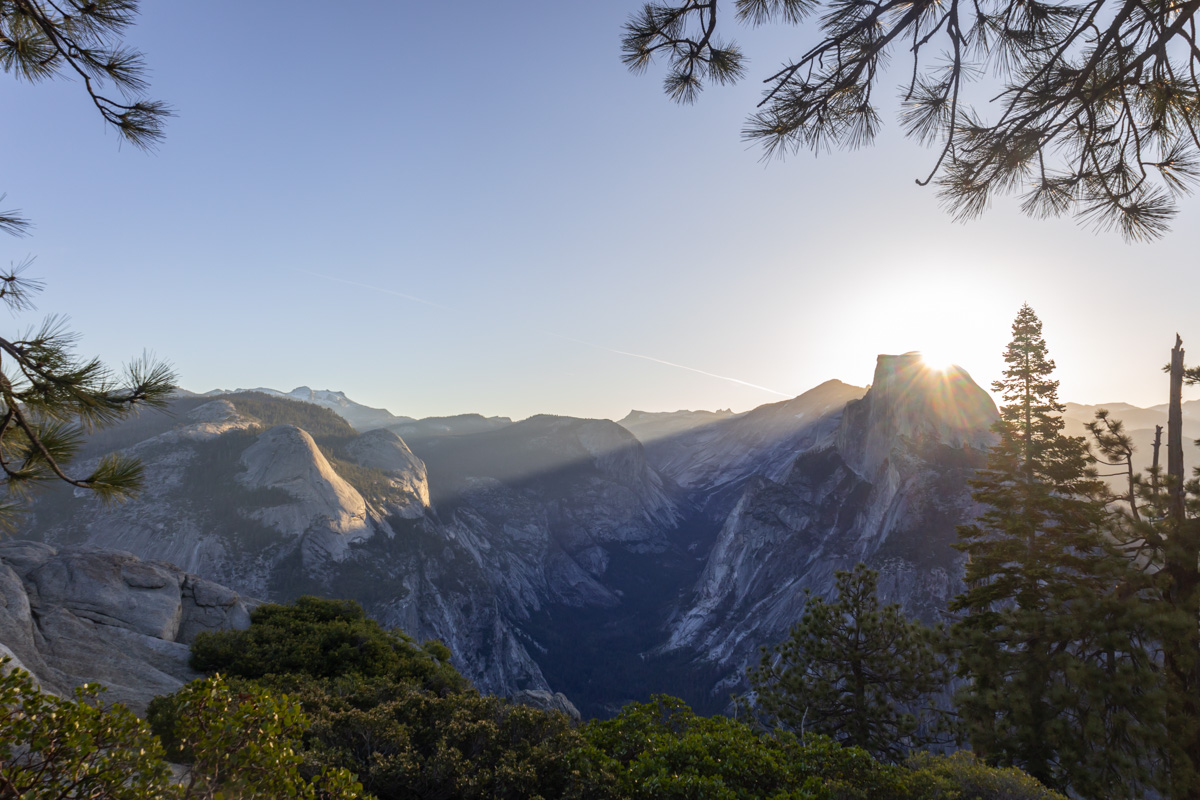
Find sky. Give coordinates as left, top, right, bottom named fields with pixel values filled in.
left=2, top=1, right=1199, bottom=422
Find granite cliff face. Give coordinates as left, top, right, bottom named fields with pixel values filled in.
left=18, top=395, right=680, bottom=698
left=343, top=429, right=430, bottom=518
left=238, top=424, right=373, bottom=563
left=0, top=542, right=255, bottom=714
left=653, top=355, right=997, bottom=702
left=13, top=361, right=998, bottom=714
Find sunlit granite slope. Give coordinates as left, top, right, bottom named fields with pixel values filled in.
left=15, top=362, right=998, bottom=711
left=18, top=394, right=679, bottom=697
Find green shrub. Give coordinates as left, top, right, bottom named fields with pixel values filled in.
left=300, top=676, right=610, bottom=800
left=905, top=751, right=1068, bottom=800
left=175, top=597, right=1063, bottom=800
left=155, top=672, right=610, bottom=800
left=582, top=695, right=916, bottom=800
left=153, top=674, right=362, bottom=799
left=3, top=659, right=362, bottom=800
left=189, top=595, right=467, bottom=693
left=0, top=660, right=173, bottom=799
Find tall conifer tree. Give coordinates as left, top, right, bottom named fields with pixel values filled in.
left=951, top=305, right=1159, bottom=798
left=748, top=564, right=949, bottom=763
left=1099, top=338, right=1200, bottom=800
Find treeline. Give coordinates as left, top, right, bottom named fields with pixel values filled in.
left=1, top=595, right=1065, bottom=800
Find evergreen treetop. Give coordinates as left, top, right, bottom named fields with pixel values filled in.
left=749, top=563, right=950, bottom=763
left=0, top=0, right=170, bottom=149
left=950, top=304, right=1161, bottom=798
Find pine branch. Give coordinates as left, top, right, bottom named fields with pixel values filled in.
left=624, top=0, right=1200, bottom=238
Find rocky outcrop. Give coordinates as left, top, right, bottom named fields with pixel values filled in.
left=510, top=689, right=582, bottom=720
left=206, top=386, right=414, bottom=431
left=283, top=386, right=412, bottom=431
left=636, top=380, right=868, bottom=504
left=837, top=354, right=996, bottom=480
left=0, top=542, right=255, bottom=714
left=618, top=408, right=738, bottom=443
left=16, top=395, right=683, bottom=699
left=386, top=414, right=513, bottom=442
left=239, top=425, right=372, bottom=561
left=343, top=429, right=430, bottom=518
left=413, top=415, right=679, bottom=610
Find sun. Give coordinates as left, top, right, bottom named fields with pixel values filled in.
left=919, top=350, right=957, bottom=372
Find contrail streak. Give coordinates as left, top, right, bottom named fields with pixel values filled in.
left=302, top=270, right=791, bottom=398
left=299, top=270, right=454, bottom=311
left=545, top=333, right=791, bottom=398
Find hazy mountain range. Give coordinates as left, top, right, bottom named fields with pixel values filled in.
left=12, top=358, right=1190, bottom=716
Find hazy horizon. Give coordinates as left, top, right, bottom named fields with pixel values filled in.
left=183, top=357, right=1200, bottom=425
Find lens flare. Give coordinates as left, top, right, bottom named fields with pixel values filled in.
left=920, top=350, right=956, bottom=372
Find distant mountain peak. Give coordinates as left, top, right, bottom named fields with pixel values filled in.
left=198, top=385, right=412, bottom=431
left=288, top=386, right=351, bottom=402
left=836, top=353, right=998, bottom=479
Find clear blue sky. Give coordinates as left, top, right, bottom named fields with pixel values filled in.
left=3, top=1, right=1198, bottom=420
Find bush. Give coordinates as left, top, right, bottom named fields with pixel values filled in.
left=189, top=595, right=466, bottom=693
left=176, top=597, right=1063, bottom=800
left=0, top=660, right=173, bottom=799
left=152, top=674, right=361, bottom=799
left=3, top=659, right=362, bottom=800
left=906, top=751, right=1069, bottom=800
left=154, top=672, right=609, bottom=800
left=300, top=676, right=610, bottom=800
left=582, top=695, right=916, bottom=800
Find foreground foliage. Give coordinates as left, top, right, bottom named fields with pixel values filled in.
left=3, top=592, right=1074, bottom=800
left=188, top=595, right=467, bottom=693
left=1095, top=336, right=1200, bottom=800
left=749, top=564, right=950, bottom=762
left=586, top=695, right=1066, bottom=800
left=0, top=662, right=361, bottom=799
left=166, top=595, right=602, bottom=799
left=171, top=596, right=1066, bottom=800
left=586, top=694, right=908, bottom=799
left=264, top=675, right=604, bottom=800
left=0, top=663, right=172, bottom=799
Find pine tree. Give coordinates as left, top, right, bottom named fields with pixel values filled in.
left=0, top=247, right=176, bottom=529
left=748, top=563, right=949, bottom=763
left=950, top=304, right=1161, bottom=798
left=622, top=0, right=1200, bottom=239
left=1095, top=337, right=1200, bottom=800
left=0, top=0, right=175, bottom=529
left=1159, top=338, right=1200, bottom=800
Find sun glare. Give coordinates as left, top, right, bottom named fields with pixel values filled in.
left=920, top=350, right=956, bottom=372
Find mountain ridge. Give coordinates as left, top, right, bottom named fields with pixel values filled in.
left=14, top=358, right=1009, bottom=716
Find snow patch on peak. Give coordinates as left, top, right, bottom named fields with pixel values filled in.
left=288, top=386, right=352, bottom=405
